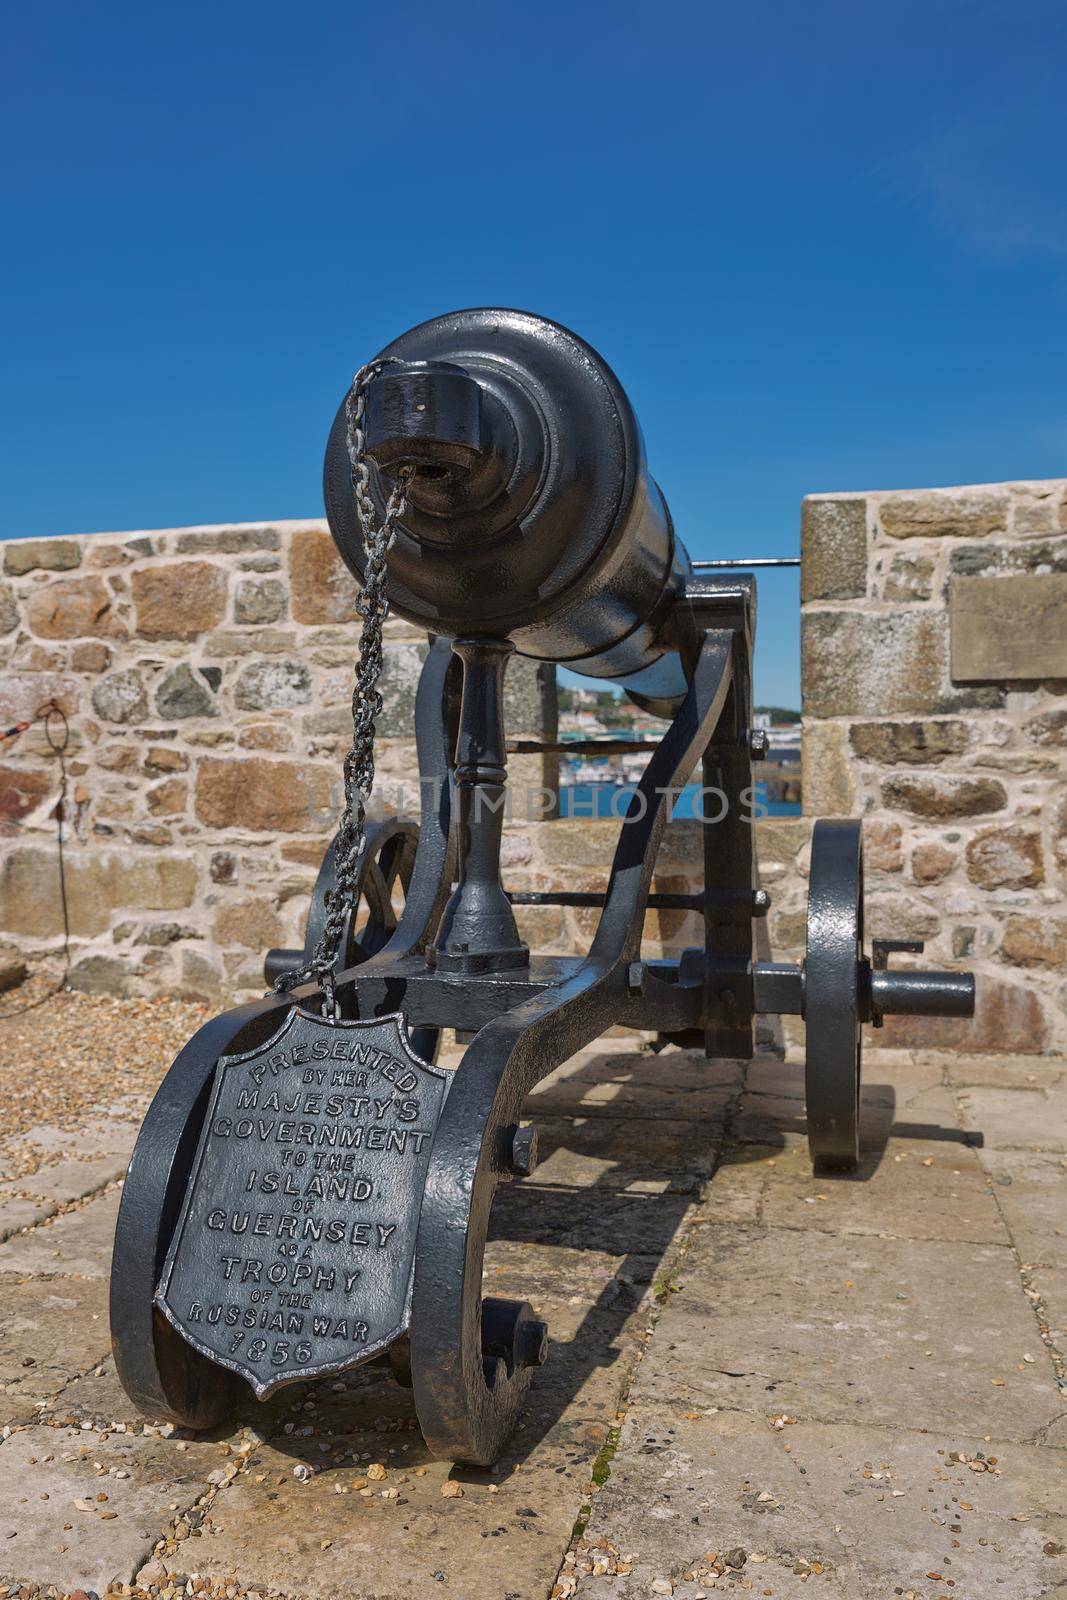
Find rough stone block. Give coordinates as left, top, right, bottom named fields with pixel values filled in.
left=0, top=847, right=197, bottom=937
left=878, top=486, right=1009, bottom=539
left=70, top=639, right=111, bottom=672
left=233, top=574, right=287, bottom=623
left=863, top=895, right=941, bottom=940
left=801, top=495, right=868, bottom=601
left=1022, top=708, right=1067, bottom=746
left=864, top=819, right=903, bottom=872
left=802, top=610, right=1004, bottom=718
left=174, top=523, right=281, bottom=553
left=950, top=573, right=1067, bottom=680
left=965, top=826, right=1044, bottom=888
left=910, top=840, right=955, bottom=883
left=90, top=666, right=148, bottom=724
left=0, top=937, right=28, bottom=992
left=288, top=525, right=359, bottom=623
left=505, top=655, right=557, bottom=736
left=233, top=658, right=311, bottom=710
left=145, top=775, right=187, bottom=815
left=0, top=580, right=17, bottom=634
left=69, top=953, right=138, bottom=994
left=849, top=717, right=970, bottom=765
left=194, top=755, right=339, bottom=833
left=214, top=896, right=284, bottom=950
left=3, top=536, right=82, bottom=575
left=882, top=549, right=934, bottom=601
left=132, top=560, right=228, bottom=639
left=754, top=815, right=810, bottom=862
left=1012, top=481, right=1067, bottom=536
left=26, top=574, right=121, bottom=639
left=0, top=765, right=51, bottom=828
left=880, top=773, right=1006, bottom=818
left=950, top=533, right=1067, bottom=576
left=801, top=721, right=853, bottom=816
left=1000, top=914, right=1067, bottom=967
left=0, top=670, right=81, bottom=725
left=154, top=662, right=218, bottom=719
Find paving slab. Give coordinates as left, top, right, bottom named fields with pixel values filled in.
left=199, top=1412, right=610, bottom=1600
left=746, top=1051, right=947, bottom=1104
left=1030, top=1267, right=1067, bottom=1351
left=0, top=1185, right=120, bottom=1278
left=0, top=1273, right=111, bottom=1400
left=945, top=1053, right=1067, bottom=1092
left=979, top=1151, right=1067, bottom=1269
left=33, top=1356, right=139, bottom=1431
left=576, top=1403, right=1067, bottom=1600
left=530, top=1113, right=722, bottom=1194
left=526, top=1045, right=740, bottom=1121
left=0, top=1188, right=54, bottom=1242
left=633, top=1223, right=1063, bottom=1439
left=489, top=1178, right=695, bottom=1259
left=958, top=1084, right=1067, bottom=1153
left=16, top=1148, right=130, bottom=1206
left=0, top=1422, right=222, bottom=1594
left=757, top=1137, right=1010, bottom=1246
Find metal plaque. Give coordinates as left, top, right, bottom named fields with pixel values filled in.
left=155, top=1008, right=451, bottom=1397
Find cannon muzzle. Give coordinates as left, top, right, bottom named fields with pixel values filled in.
left=324, top=308, right=693, bottom=714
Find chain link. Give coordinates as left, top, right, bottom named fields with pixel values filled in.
left=275, top=360, right=413, bottom=1019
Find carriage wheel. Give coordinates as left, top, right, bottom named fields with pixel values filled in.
left=110, top=1001, right=286, bottom=1427
left=804, top=819, right=864, bottom=1174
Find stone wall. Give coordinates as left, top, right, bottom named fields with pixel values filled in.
left=800, top=479, right=1067, bottom=1055
left=1, top=481, right=1062, bottom=1058
left=0, top=521, right=565, bottom=1001
left=0, top=519, right=720, bottom=1004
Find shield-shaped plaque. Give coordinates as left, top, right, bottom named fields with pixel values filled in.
left=155, top=1008, right=451, bottom=1397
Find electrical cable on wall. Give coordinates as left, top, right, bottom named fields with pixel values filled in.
left=0, top=698, right=72, bottom=1018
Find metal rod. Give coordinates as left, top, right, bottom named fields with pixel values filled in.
left=691, top=558, right=801, bottom=569
left=507, top=738, right=662, bottom=755
left=508, top=889, right=770, bottom=914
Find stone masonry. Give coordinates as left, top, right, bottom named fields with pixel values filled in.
left=799, top=478, right=1067, bottom=1057
left=0, top=522, right=561, bottom=1003
left=0, top=481, right=1064, bottom=1055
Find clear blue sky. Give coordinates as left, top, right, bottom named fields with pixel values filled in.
left=4, top=0, right=1065, bottom=707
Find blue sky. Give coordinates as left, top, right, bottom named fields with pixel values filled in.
left=3, top=1, right=1065, bottom=707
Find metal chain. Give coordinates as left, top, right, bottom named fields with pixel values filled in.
left=275, top=360, right=413, bottom=1019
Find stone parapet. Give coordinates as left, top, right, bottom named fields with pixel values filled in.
left=2, top=477, right=1063, bottom=1058
left=802, top=479, right=1067, bottom=1054
left=0, top=521, right=561, bottom=1001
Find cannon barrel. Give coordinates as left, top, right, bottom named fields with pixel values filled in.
left=323, top=308, right=693, bottom=713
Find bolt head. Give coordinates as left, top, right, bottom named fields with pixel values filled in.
left=508, top=1123, right=539, bottom=1178
left=748, top=728, right=769, bottom=760
left=519, top=1319, right=549, bottom=1368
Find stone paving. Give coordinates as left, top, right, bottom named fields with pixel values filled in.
left=0, top=995, right=1064, bottom=1600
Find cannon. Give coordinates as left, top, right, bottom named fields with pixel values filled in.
left=110, top=309, right=975, bottom=1463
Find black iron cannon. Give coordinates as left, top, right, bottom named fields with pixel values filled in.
left=111, top=309, right=975, bottom=1464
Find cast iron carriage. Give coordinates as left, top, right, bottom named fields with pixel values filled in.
left=111, top=310, right=974, bottom=1464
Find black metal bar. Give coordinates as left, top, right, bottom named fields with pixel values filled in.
left=507, top=738, right=662, bottom=755
left=507, top=888, right=769, bottom=914
left=691, top=557, right=801, bottom=569
left=870, top=968, right=975, bottom=1019
left=752, top=961, right=804, bottom=1015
